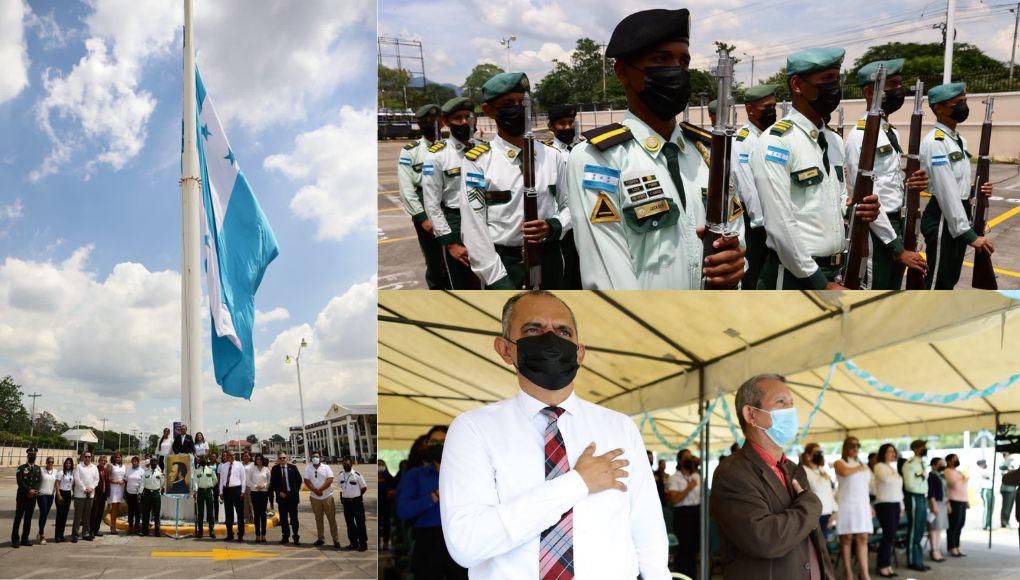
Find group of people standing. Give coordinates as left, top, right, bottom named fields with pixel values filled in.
left=11, top=423, right=370, bottom=553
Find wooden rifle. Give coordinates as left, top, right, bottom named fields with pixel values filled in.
left=971, top=97, right=997, bottom=289
left=702, top=48, right=738, bottom=289
left=521, top=94, right=541, bottom=289
left=903, top=79, right=926, bottom=290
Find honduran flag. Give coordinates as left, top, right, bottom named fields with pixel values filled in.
left=194, top=68, right=279, bottom=399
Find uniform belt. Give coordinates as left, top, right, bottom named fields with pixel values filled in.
left=813, top=254, right=844, bottom=268
left=887, top=209, right=904, bottom=220
left=494, top=243, right=524, bottom=254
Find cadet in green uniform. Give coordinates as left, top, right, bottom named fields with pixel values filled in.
left=397, top=104, right=448, bottom=289
left=458, top=72, right=572, bottom=289
left=844, top=59, right=928, bottom=289
left=544, top=103, right=583, bottom=289
left=732, top=84, right=779, bottom=289
left=141, top=457, right=163, bottom=537
left=11, top=447, right=41, bottom=548
left=193, top=456, right=218, bottom=539
left=920, top=82, right=995, bottom=289
left=901, top=440, right=930, bottom=571
left=422, top=97, right=480, bottom=289
left=563, top=8, right=745, bottom=289
left=753, top=47, right=881, bottom=289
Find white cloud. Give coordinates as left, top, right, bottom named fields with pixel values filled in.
left=0, top=198, right=24, bottom=238
left=192, top=0, right=375, bottom=131
left=255, top=306, right=291, bottom=327
left=0, top=0, right=30, bottom=105
left=461, top=0, right=583, bottom=42
left=264, top=106, right=376, bottom=243
left=31, top=0, right=180, bottom=181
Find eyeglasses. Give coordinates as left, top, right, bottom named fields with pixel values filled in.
left=847, top=444, right=860, bottom=450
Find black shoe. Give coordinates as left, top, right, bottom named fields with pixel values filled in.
left=879, top=572, right=897, bottom=578
left=908, top=564, right=928, bottom=572
left=54, top=537, right=62, bottom=544
left=195, top=534, right=203, bottom=540
left=84, top=535, right=94, bottom=541
left=94, top=531, right=103, bottom=537
left=11, top=541, right=18, bottom=549
left=235, top=537, right=244, bottom=543
left=313, top=539, right=324, bottom=547
left=225, top=535, right=234, bottom=542
left=951, top=552, right=967, bottom=558
left=342, top=544, right=357, bottom=551
left=279, top=538, right=290, bottom=545
left=293, top=539, right=301, bottom=546
left=20, top=538, right=31, bottom=547
left=357, top=545, right=367, bottom=552
left=334, top=542, right=342, bottom=551
left=70, top=536, right=78, bottom=543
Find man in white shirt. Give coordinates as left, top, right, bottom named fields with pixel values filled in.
left=439, top=290, right=669, bottom=579
left=303, top=451, right=341, bottom=550
left=338, top=455, right=369, bottom=552
left=72, top=452, right=100, bottom=542
left=976, top=459, right=994, bottom=531
left=218, top=450, right=246, bottom=541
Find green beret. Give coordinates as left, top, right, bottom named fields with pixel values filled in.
left=928, top=82, right=966, bottom=105
left=441, top=96, right=473, bottom=115
left=743, top=84, right=778, bottom=103
left=786, top=47, right=845, bottom=78
left=708, top=100, right=718, bottom=114
left=857, top=58, right=904, bottom=86
left=482, top=72, right=529, bottom=102
left=414, top=104, right=439, bottom=118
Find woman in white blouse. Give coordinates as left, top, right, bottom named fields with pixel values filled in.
left=124, top=456, right=144, bottom=535
left=834, top=436, right=873, bottom=580
left=193, top=432, right=209, bottom=458
left=873, top=443, right=904, bottom=578
left=157, top=428, right=173, bottom=471
left=247, top=454, right=271, bottom=543
left=54, top=458, right=75, bottom=542
left=36, top=457, right=58, bottom=544
left=800, top=442, right=837, bottom=540
left=107, top=453, right=126, bottom=536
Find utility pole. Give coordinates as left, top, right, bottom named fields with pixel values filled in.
left=500, top=35, right=517, bottom=71
left=743, top=52, right=755, bottom=86
left=1010, top=3, right=1020, bottom=83
left=26, top=393, right=41, bottom=436
left=100, top=418, right=108, bottom=451
left=235, top=420, right=241, bottom=454
left=943, top=0, right=956, bottom=84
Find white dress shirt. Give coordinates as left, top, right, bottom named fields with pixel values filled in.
left=667, top=470, right=701, bottom=507
left=803, top=465, right=837, bottom=515
left=218, top=460, right=247, bottom=493
left=58, top=470, right=75, bottom=492
left=194, top=441, right=209, bottom=457
left=158, top=438, right=173, bottom=458
left=338, top=469, right=367, bottom=499
left=844, top=115, right=905, bottom=250
left=874, top=461, right=904, bottom=503
left=125, top=466, right=145, bottom=494
left=304, top=463, right=335, bottom=500
left=247, top=465, right=270, bottom=492
left=73, top=463, right=100, bottom=499
left=440, top=389, right=669, bottom=579
left=39, top=467, right=57, bottom=495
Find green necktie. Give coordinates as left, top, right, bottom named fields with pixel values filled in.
left=816, top=130, right=830, bottom=174
left=885, top=127, right=902, bottom=154
left=661, top=142, right=687, bottom=211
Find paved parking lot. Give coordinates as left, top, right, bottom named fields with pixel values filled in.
left=0, top=465, right=378, bottom=579
left=379, top=136, right=1020, bottom=290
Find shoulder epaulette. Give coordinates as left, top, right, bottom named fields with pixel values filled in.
left=581, top=123, right=634, bottom=151
left=770, top=120, right=793, bottom=136
left=680, top=121, right=711, bottom=146
left=464, top=141, right=490, bottom=161
left=736, top=128, right=749, bottom=142
left=856, top=120, right=867, bottom=131
left=541, top=138, right=555, bottom=148
left=934, top=130, right=946, bottom=141
left=403, top=142, right=417, bottom=150
left=428, top=142, right=447, bottom=153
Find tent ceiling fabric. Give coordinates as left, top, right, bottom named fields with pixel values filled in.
left=378, top=291, right=1020, bottom=452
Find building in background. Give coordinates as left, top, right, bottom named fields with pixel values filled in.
left=290, top=403, right=377, bottom=463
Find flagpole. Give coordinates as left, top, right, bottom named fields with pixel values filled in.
left=181, top=0, right=203, bottom=433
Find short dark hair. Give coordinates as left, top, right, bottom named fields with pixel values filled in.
left=501, top=290, right=578, bottom=339
left=735, top=373, right=786, bottom=431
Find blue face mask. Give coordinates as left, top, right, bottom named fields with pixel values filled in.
left=752, top=406, right=800, bottom=448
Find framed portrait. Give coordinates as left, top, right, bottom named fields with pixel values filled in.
left=165, top=453, right=193, bottom=497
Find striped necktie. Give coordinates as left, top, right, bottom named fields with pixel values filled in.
left=539, top=406, right=574, bottom=579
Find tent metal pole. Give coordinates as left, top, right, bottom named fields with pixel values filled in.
left=698, top=370, right=710, bottom=580
left=990, top=413, right=1000, bottom=550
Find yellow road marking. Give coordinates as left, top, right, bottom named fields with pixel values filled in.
left=150, top=549, right=278, bottom=561
left=962, top=260, right=1020, bottom=279
left=378, top=189, right=398, bottom=195
left=379, top=207, right=402, bottom=213
left=379, top=235, right=417, bottom=245
left=987, top=205, right=1020, bottom=231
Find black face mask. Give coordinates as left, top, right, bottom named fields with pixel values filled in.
left=555, top=128, right=576, bottom=144
left=804, top=79, right=842, bottom=118
left=427, top=443, right=443, bottom=464
left=681, top=459, right=695, bottom=471
left=812, top=451, right=825, bottom=466
left=420, top=121, right=438, bottom=142
left=636, top=65, right=692, bottom=121
left=449, top=122, right=472, bottom=143
left=495, top=104, right=526, bottom=136
left=756, top=106, right=777, bottom=129
left=881, top=88, right=905, bottom=115
left=949, top=101, right=969, bottom=123
left=512, top=331, right=580, bottom=391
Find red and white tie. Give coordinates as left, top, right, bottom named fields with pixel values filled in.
left=539, top=406, right=574, bottom=580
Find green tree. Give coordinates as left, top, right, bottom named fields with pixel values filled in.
left=33, top=411, right=68, bottom=438
left=848, top=42, right=1005, bottom=80
left=712, top=42, right=741, bottom=65
left=760, top=67, right=791, bottom=102
left=533, top=60, right=574, bottom=107
left=379, top=64, right=412, bottom=111
left=462, top=63, right=505, bottom=103
left=0, top=376, right=30, bottom=434
left=270, top=433, right=286, bottom=443
left=246, top=434, right=259, bottom=444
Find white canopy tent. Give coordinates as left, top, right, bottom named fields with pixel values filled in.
left=379, top=291, right=1020, bottom=453
left=61, top=428, right=99, bottom=445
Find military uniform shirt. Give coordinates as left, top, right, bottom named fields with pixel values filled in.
left=193, top=465, right=218, bottom=490
left=397, top=137, right=435, bottom=220
left=901, top=457, right=928, bottom=495
left=565, top=112, right=708, bottom=290
left=338, top=469, right=367, bottom=499
left=422, top=137, right=472, bottom=245
left=143, top=467, right=164, bottom=492
left=458, top=135, right=571, bottom=287
left=920, top=122, right=976, bottom=243
left=753, top=108, right=848, bottom=288
left=731, top=122, right=766, bottom=228
left=844, top=114, right=906, bottom=252
left=16, top=463, right=41, bottom=492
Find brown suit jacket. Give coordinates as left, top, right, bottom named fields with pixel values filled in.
left=711, top=444, right=834, bottom=580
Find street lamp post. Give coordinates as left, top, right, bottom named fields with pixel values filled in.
left=285, top=338, right=310, bottom=460
left=500, top=35, right=517, bottom=71
left=235, top=420, right=241, bottom=454
left=99, top=418, right=108, bottom=452
left=26, top=393, right=41, bottom=437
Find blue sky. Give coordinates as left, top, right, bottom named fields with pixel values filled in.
left=0, top=0, right=377, bottom=442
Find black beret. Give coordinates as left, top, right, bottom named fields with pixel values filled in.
left=605, top=9, right=691, bottom=59
left=547, top=104, right=576, bottom=122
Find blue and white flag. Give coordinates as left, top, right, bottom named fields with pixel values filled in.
left=194, top=68, right=279, bottom=400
